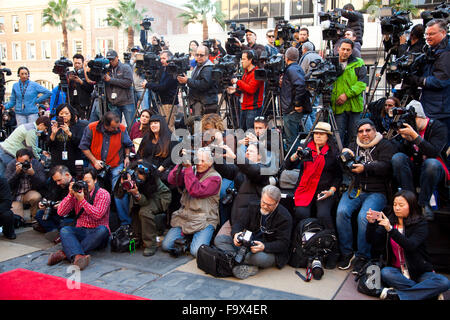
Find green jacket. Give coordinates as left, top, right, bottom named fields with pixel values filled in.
left=331, top=56, right=367, bottom=115
left=132, top=178, right=172, bottom=215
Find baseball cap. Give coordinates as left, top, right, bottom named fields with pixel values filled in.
left=106, top=50, right=118, bottom=59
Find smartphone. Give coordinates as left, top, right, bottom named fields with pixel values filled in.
left=317, top=191, right=327, bottom=201
left=57, top=116, right=65, bottom=127
left=370, top=210, right=382, bottom=220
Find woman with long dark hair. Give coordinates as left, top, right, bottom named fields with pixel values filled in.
left=366, top=190, right=450, bottom=300
left=137, top=114, right=175, bottom=183
left=48, top=103, right=86, bottom=175
left=189, top=40, right=199, bottom=70
left=129, top=109, right=151, bottom=153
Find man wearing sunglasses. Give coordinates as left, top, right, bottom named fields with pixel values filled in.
left=264, top=29, right=279, bottom=57
left=336, top=118, right=394, bottom=275
left=177, top=45, right=218, bottom=117
left=215, top=185, right=292, bottom=280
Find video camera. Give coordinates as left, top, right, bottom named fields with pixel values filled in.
left=274, top=20, right=297, bottom=52
left=135, top=51, right=162, bottom=82
left=254, top=54, right=284, bottom=89
left=87, top=54, right=111, bottom=83
left=385, top=52, right=426, bottom=86
left=305, top=56, right=342, bottom=95
left=421, top=2, right=450, bottom=25
left=319, top=10, right=346, bottom=41
left=380, top=10, right=412, bottom=37
left=235, top=230, right=256, bottom=264
left=52, top=56, right=73, bottom=77
left=225, top=22, right=246, bottom=56
left=167, top=52, right=190, bottom=76
left=141, top=16, right=154, bottom=31
left=211, top=54, right=240, bottom=89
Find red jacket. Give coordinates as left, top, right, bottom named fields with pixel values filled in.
left=236, top=66, right=264, bottom=110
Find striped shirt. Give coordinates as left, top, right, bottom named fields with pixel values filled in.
left=57, top=187, right=111, bottom=232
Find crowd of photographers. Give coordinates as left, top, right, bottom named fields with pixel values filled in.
left=0, top=4, right=449, bottom=299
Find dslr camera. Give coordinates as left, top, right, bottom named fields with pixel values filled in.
left=72, top=180, right=88, bottom=193
left=221, top=186, right=238, bottom=205
left=97, top=163, right=111, bottom=180
left=170, top=237, right=192, bottom=257
left=235, top=230, right=256, bottom=264
left=167, top=53, right=190, bottom=76
left=389, top=105, right=417, bottom=131
left=297, top=147, right=313, bottom=161
left=87, top=54, right=111, bottom=83
left=120, top=168, right=136, bottom=191
left=41, top=198, right=58, bottom=221
left=21, top=160, right=31, bottom=171
left=340, top=151, right=362, bottom=172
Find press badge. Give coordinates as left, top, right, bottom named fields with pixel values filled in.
left=73, top=89, right=78, bottom=96
left=62, top=151, right=68, bottom=160
left=111, top=92, right=117, bottom=100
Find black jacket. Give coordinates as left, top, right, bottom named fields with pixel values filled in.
left=69, top=70, right=94, bottom=108
left=348, top=137, right=394, bottom=194
left=5, top=158, right=47, bottom=197
left=280, top=62, right=311, bottom=115
left=231, top=202, right=293, bottom=269
left=146, top=67, right=179, bottom=105
left=366, top=211, right=433, bottom=281
left=340, top=9, right=364, bottom=45
left=187, top=60, right=218, bottom=106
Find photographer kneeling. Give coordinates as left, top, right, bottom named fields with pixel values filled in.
left=161, top=147, right=222, bottom=258
left=115, top=162, right=172, bottom=256
left=215, top=185, right=292, bottom=280
left=285, top=122, right=342, bottom=232
left=390, top=101, right=448, bottom=221
left=47, top=168, right=110, bottom=270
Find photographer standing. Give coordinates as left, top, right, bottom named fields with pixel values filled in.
left=280, top=47, right=311, bottom=150
left=265, top=29, right=279, bottom=57
left=1, top=67, right=51, bottom=126
left=242, top=29, right=265, bottom=68
left=142, top=50, right=179, bottom=131
left=390, top=101, right=449, bottom=221
left=103, top=50, right=135, bottom=129
left=215, top=185, right=292, bottom=280
left=68, top=54, right=93, bottom=120
left=407, top=19, right=450, bottom=153
left=335, top=4, right=364, bottom=45
left=331, top=39, right=367, bottom=146
left=336, top=119, right=394, bottom=274
left=383, top=24, right=425, bottom=56
left=295, top=27, right=316, bottom=53
left=177, top=45, right=218, bottom=117
left=228, top=50, right=264, bottom=131
left=333, top=29, right=361, bottom=58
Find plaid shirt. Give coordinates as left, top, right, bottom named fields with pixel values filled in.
left=57, top=187, right=111, bottom=232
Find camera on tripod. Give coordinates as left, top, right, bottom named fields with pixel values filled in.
left=135, top=51, right=162, bottom=82
left=305, top=57, right=341, bottom=94
left=211, top=54, right=240, bottom=88
left=319, top=10, right=346, bottom=41
left=296, top=147, right=313, bottom=161
left=87, top=54, right=111, bottom=83
left=167, top=53, right=190, bottom=76
left=254, top=54, right=284, bottom=84
left=274, top=20, right=297, bottom=52
left=380, top=10, right=412, bottom=37
left=41, top=198, right=58, bottom=221
left=385, top=52, right=426, bottom=86
left=339, top=151, right=362, bottom=172
left=225, top=22, right=246, bottom=56
left=235, top=230, right=256, bottom=264
left=421, top=2, right=450, bottom=25
left=52, top=57, right=73, bottom=77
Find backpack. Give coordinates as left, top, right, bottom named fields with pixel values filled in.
left=196, top=245, right=236, bottom=278
left=110, top=225, right=137, bottom=253
left=354, top=259, right=385, bottom=297
left=288, top=218, right=337, bottom=268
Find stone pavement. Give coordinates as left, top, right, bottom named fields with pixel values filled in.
left=0, top=227, right=449, bottom=300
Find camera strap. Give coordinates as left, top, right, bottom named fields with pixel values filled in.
left=75, top=184, right=100, bottom=221
left=295, top=268, right=312, bottom=282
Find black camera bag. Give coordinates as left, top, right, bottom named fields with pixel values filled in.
left=196, top=245, right=236, bottom=277
left=355, top=259, right=385, bottom=297
left=288, top=218, right=337, bottom=268
left=110, top=225, right=136, bottom=253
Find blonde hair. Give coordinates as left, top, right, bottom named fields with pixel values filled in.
left=201, top=113, right=225, bottom=132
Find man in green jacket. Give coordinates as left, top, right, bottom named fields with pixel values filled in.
left=331, top=39, right=367, bottom=146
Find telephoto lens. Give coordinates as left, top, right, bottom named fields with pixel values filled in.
left=311, top=258, right=324, bottom=280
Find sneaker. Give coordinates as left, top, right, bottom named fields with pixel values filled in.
left=423, top=205, right=434, bottom=221
left=47, top=250, right=66, bottom=266
left=380, top=287, right=399, bottom=300
left=337, top=253, right=355, bottom=270
left=352, top=256, right=368, bottom=275
left=73, top=254, right=90, bottom=270
left=232, top=265, right=259, bottom=280
left=32, top=222, right=46, bottom=233
left=143, top=246, right=157, bottom=257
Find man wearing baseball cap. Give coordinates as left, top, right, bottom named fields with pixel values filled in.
left=242, top=29, right=265, bottom=68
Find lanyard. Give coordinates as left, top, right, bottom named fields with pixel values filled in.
left=19, top=81, right=29, bottom=109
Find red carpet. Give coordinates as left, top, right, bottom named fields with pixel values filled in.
left=0, top=268, right=148, bottom=300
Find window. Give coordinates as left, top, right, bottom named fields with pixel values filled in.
left=221, top=0, right=230, bottom=20
left=249, top=0, right=259, bottom=18
left=96, top=38, right=114, bottom=56
left=0, top=43, right=7, bottom=61
left=230, top=0, right=239, bottom=20
left=41, top=40, right=51, bottom=60
left=26, top=42, right=36, bottom=60
left=73, top=40, right=83, bottom=55
left=56, top=40, right=64, bottom=58
left=42, top=14, right=49, bottom=32
left=12, top=42, right=21, bottom=60
left=0, top=17, right=5, bottom=34
left=26, top=14, right=34, bottom=33
left=240, top=0, right=248, bottom=19
left=12, top=16, right=19, bottom=33
left=260, top=0, right=269, bottom=17
left=95, top=7, right=111, bottom=28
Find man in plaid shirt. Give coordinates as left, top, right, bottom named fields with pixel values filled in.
left=47, top=168, right=110, bottom=270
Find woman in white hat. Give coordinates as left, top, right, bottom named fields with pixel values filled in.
left=285, top=122, right=342, bottom=234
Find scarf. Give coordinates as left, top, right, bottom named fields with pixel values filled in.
left=294, top=141, right=329, bottom=207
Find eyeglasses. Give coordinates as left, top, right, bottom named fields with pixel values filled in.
left=267, top=35, right=275, bottom=38
left=195, top=54, right=206, bottom=57
left=254, top=116, right=266, bottom=122
left=357, top=129, right=373, bottom=134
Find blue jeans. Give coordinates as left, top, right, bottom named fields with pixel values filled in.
left=0, top=148, right=14, bottom=176
left=335, top=111, right=361, bottom=146
left=110, top=103, right=135, bottom=129
left=219, top=178, right=234, bottom=227
left=239, top=108, right=262, bottom=132
left=381, top=267, right=450, bottom=300
left=16, top=113, right=39, bottom=126
left=336, top=191, right=387, bottom=259
left=135, top=90, right=149, bottom=110
left=161, top=224, right=215, bottom=258
left=110, top=164, right=131, bottom=226
left=283, top=111, right=305, bottom=151
left=60, top=225, right=109, bottom=261
left=391, top=153, right=445, bottom=207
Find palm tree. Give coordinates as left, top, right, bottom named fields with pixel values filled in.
left=42, top=0, right=83, bottom=58
left=178, top=0, right=226, bottom=41
left=105, top=0, right=147, bottom=51
left=363, top=0, right=419, bottom=18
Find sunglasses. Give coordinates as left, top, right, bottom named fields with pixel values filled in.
left=267, top=35, right=275, bottom=38
left=137, top=164, right=149, bottom=173
left=195, top=54, right=206, bottom=57
left=254, top=116, right=266, bottom=122
left=357, top=129, right=373, bottom=134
